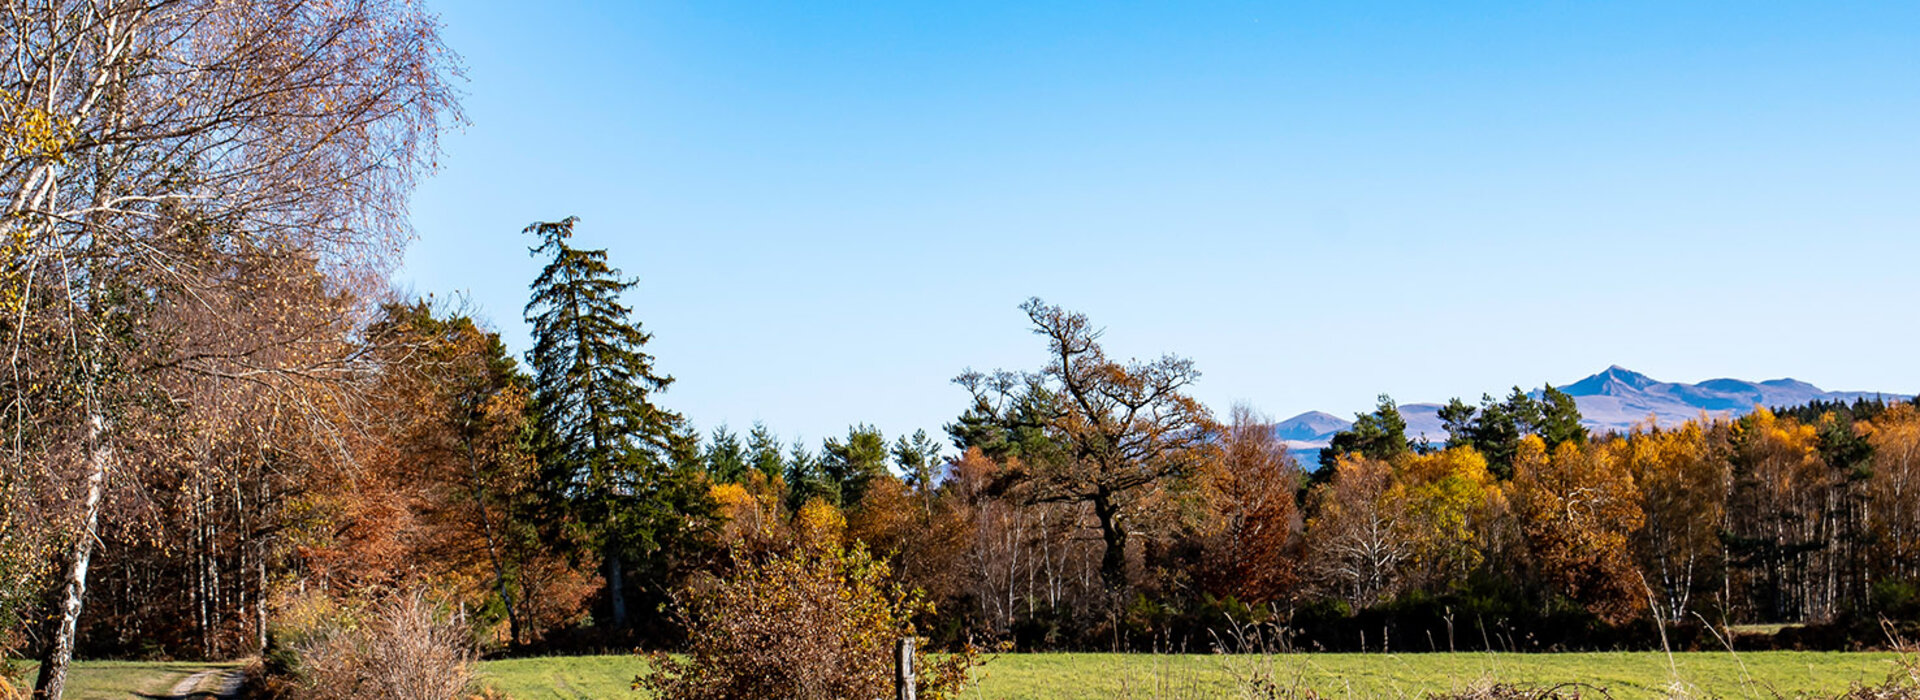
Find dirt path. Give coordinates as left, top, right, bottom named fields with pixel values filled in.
left=154, top=667, right=244, bottom=700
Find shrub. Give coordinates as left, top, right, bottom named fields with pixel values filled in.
left=275, top=590, right=477, bottom=700
left=637, top=540, right=987, bottom=700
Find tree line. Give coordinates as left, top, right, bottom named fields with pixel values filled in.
left=4, top=6, right=1920, bottom=698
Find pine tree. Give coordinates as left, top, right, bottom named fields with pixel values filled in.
left=785, top=440, right=835, bottom=512
left=704, top=425, right=749, bottom=483
left=747, top=422, right=786, bottom=483
left=1467, top=388, right=1540, bottom=479
left=892, top=429, right=944, bottom=493
left=822, top=424, right=890, bottom=507
left=1438, top=397, right=1478, bottom=448
left=1320, top=395, right=1412, bottom=470
left=522, top=216, right=713, bottom=632
left=892, top=429, right=944, bottom=519
left=1537, top=384, right=1589, bottom=448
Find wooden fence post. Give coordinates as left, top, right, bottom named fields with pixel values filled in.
left=896, top=637, right=915, bottom=700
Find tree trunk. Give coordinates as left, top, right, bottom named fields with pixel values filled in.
left=464, top=451, right=522, bottom=646
left=34, top=413, right=111, bottom=700
left=1093, top=491, right=1127, bottom=592
left=605, top=550, right=627, bottom=629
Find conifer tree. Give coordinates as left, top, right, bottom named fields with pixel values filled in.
left=822, top=424, right=890, bottom=507
left=522, top=216, right=713, bottom=632
left=704, top=426, right=749, bottom=484
left=1438, top=398, right=1479, bottom=447
left=747, top=423, right=786, bottom=483
left=1537, top=385, right=1589, bottom=448
left=785, top=441, right=836, bottom=512
left=892, top=429, right=944, bottom=494
left=1466, top=388, right=1541, bottom=479
left=1320, top=395, right=1412, bottom=470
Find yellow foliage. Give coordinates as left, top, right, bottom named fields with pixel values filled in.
left=710, top=483, right=753, bottom=521
left=1390, top=446, right=1503, bottom=584
left=795, top=498, right=845, bottom=550
left=1304, top=453, right=1405, bottom=607
left=1867, top=404, right=1920, bottom=571
left=0, top=93, right=73, bottom=164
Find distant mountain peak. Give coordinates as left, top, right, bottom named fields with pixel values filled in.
left=1564, top=365, right=1660, bottom=396
left=1277, top=367, right=1907, bottom=464
left=1759, top=378, right=1818, bottom=392
left=1272, top=410, right=1352, bottom=442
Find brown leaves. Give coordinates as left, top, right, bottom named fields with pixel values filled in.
left=1511, top=436, right=1646, bottom=624
left=639, top=543, right=985, bottom=700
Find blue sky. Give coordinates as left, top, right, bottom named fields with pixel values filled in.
left=402, top=1, right=1920, bottom=447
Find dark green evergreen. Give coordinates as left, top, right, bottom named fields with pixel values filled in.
left=822, top=424, right=890, bottom=507
left=1536, top=385, right=1588, bottom=448
left=1438, top=398, right=1478, bottom=447
left=703, top=425, right=749, bottom=483
left=1463, top=388, right=1539, bottom=479
left=746, top=422, right=785, bottom=484
left=1319, top=394, right=1412, bottom=470
left=784, top=440, right=835, bottom=511
left=522, top=216, right=714, bottom=634
left=945, top=369, right=1067, bottom=465
left=892, top=429, right=943, bottom=493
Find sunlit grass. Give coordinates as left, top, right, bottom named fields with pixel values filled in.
left=473, top=650, right=1907, bottom=699
left=5, top=660, right=237, bottom=700
left=11, top=651, right=1901, bottom=699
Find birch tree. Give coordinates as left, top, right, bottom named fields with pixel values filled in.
left=0, top=1, right=457, bottom=694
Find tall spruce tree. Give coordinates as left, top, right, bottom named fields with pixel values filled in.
left=522, top=216, right=712, bottom=632
left=704, top=425, right=749, bottom=483
left=785, top=440, right=834, bottom=512
left=747, top=422, right=786, bottom=484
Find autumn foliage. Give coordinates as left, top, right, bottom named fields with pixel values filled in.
left=637, top=540, right=985, bottom=700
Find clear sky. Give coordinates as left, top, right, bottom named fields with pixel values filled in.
left=401, top=1, right=1920, bottom=448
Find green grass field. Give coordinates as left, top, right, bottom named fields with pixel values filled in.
left=8, top=652, right=1907, bottom=699
left=476, top=651, right=1913, bottom=700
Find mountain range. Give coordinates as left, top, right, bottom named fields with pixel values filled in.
left=1276, top=366, right=1910, bottom=458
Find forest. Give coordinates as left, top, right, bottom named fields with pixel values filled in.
left=2, top=1, right=1920, bottom=699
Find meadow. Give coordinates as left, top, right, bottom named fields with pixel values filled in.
left=13, top=651, right=1910, bottom=699
left=474, top=651, right=1910, bottom=700
left=3, top=660, right=241, bottom=700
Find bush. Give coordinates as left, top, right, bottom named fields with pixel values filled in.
left=638, top=540, right=988, bottom=700
left=270, top=590, right=477, bottom=700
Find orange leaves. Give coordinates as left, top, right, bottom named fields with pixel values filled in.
left=1619, top=422, right=1725, bottom=621
left=1511, top=436, right=1646, bottom=624
left=1193, top=404, right=1302, bottom=604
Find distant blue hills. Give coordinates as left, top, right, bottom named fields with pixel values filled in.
left=1276, top=366, right=1911, bottom=456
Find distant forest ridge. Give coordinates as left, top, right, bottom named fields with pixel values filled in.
left=1278, top=365, right=1914, bottom=453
